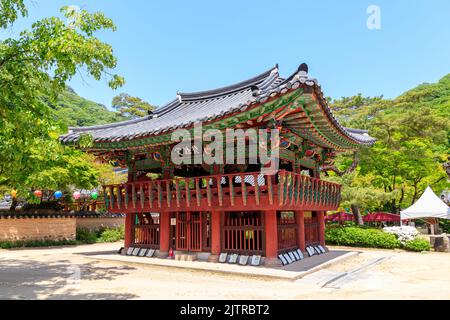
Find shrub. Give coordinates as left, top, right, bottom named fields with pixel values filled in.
left=402, top=238, right=431, bottom=252
left=76, top=228, right=98, bottom=244
left=22, top=201, right=63, bottom=211
left=440, top=220, right=450, bottom=233
left=383, top=226, right=419, bottom=244
left=98, top=226, right=125, bottom=243
left=0, top=239, right=78, bottom=249
left=326, top=226, right=401, bottom=249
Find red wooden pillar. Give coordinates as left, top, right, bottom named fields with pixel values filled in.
left=264, top=210, right=281, bottom=266
left=295, top=211, right=306, bottom=252
left=124, top=213, right=133, bottom=248
left=318, top=211, right=326, bottom=246
left=162, top=167, right=172, bottom=179
left=158, top=212, right=170, bottom=257
left=208, top=210, right=222, bottom=262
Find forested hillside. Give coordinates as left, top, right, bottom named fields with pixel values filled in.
left=44, top=87, right=126, bottom=128
left=327, top=74, right=450, bottom=216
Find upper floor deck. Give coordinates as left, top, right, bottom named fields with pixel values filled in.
left=102, top=170, right=341, bottom=213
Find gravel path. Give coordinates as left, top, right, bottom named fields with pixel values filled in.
left=1, top=243, right=449, bottom=300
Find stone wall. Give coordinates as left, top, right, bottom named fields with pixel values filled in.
left=0, top=215, right=125, bottom=242
left=0, top=216, right=76, bottom=241
left=76, top=217, right=124, bottom=231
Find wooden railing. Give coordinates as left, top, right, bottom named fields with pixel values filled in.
left=103, top=170, right=341, bottom=213
left=222, top=213, right=264, bottom=254
left=132, top=213, right=160, bottom=248
left=277, top=213, right=297, bottom=252
left=305, top=217, right=319, bottom=246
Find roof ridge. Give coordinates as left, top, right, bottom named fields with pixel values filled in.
left=344, top=127, right=369, bottom=134
left=68, top=115, right=153, bottom=133
left=153, top=98, right=181, bottom=116
left=178, top=65, right=278, bottom=101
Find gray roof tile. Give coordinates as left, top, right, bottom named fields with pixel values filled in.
left=60, top=63, right=376, bottom=147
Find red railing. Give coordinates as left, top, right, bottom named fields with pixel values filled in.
left=305, top=217, right=319, bottom=246
left=132, top=213, right=160, bottom=248
left=277, top=212, right=297, bottom=252
left=222, top=212, right=264, bottom=254
left=103, top=170, right=341, bottom=212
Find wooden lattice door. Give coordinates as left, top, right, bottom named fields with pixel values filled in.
left=176, top=212, right=202, bottom=252
left=176, top=212, right=188, bottom=250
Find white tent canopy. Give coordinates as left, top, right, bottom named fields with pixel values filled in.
left=401, top=186, right=450, bottom=220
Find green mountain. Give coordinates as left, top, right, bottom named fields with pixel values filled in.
left=44, top=87, right=126, bottom=128
left=331, top=74, right=450, bottom=129
left=328, top=74, right=450, bottom=214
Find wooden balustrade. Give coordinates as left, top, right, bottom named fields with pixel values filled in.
left=132, top=213, right=160, bottom=248
left=305, top=217, right=320, bottom=246
left=103, top=170, right=341, bottom=213
left=277, top=213, right=297, bottom=252
left=222, top=212, right=264, bottom=254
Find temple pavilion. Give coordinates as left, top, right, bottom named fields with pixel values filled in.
left=60, top=63, right=375, bottom=265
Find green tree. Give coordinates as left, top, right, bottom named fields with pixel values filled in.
left=360, top=105, right=449, bottom=211
left=0, top=1, right=124, bottom=208
left=329, top=76, right=450, bottom=214
left=112, top=93, right=156, bottom=118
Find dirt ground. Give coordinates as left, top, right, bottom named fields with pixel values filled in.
left=1, top=243, right=449, bottom=300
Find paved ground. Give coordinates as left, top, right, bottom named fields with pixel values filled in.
left=1, top=243, right=449, bottom=300
left=83, top=249, right=355, bottom=280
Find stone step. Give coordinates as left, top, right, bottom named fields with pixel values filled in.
left=174, top=253, right=198, bottom=262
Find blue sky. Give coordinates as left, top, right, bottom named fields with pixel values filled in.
left=2, top=0, right=450, bottom=108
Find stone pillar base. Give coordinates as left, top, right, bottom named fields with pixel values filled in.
left=207, top=254, right=220, bottom=263
left=264, top=257, right=282, bottom=267
left=157, top=251, right=169, bottom=258
left=432, top=235, right=450, bottom=252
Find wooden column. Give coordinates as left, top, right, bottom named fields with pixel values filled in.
left=318, top=211, right=326, bottom=247
left=295, top=211, right=306, bottom=252
left=162, top=167, right=173, bottom=179
left=158, top=212, right=170, bottom=257
left=208, top=211, right=222, bottom=262
left=124, top=213, right=133, bottom=248
left=264, top=210, right=281, bottom=266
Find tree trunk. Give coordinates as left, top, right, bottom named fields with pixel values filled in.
left=9, top=197, right=17, bottom=211
left=325, top=151, right=360, bottom=176
left=412, top=184, right=418, bottom=206
left=351, top=204, right=364, bottom=226
left=390, top=200, right=397, bottom=214
left=398, top=188, right=405, bottom=213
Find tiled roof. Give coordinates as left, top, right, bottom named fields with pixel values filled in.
left=60, top=63, right=376, bottom=148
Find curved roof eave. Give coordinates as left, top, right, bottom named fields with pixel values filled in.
left=59, top=63, right=376, bottom=148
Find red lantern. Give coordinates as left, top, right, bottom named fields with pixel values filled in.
left=169, top=247, right=174, bottom=258
left=34, top=190, right=42, bottom=197
left=305, top=150, right=315, bottom=157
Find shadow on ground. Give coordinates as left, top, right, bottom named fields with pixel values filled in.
left=0, top=257, right=138, bottom=300
left=280, top=250, right=353, bottom=272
